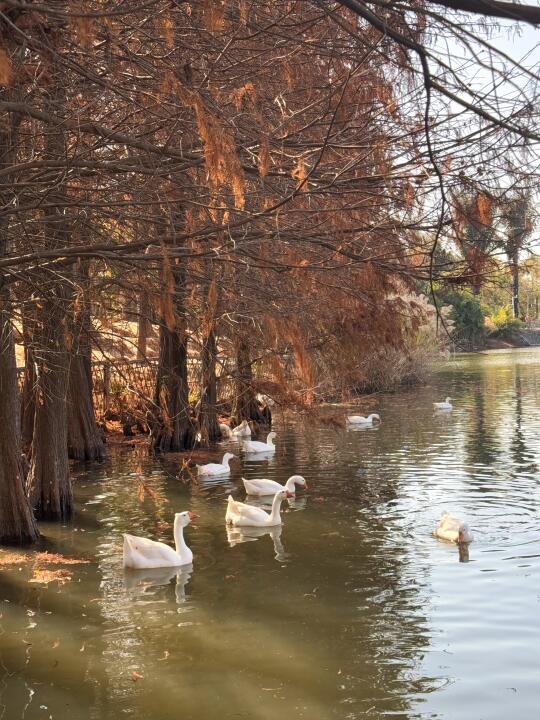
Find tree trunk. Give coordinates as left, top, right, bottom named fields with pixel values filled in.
left=511, top=256, right=520, bottom=319
left=21, top=317, right=36, bottom=453
left=67, top=349, right=104, bottom=461
left=231, top=338, right=266, bottom=424
left=150, top=260, right=194, bottom=452
left=136, top=289, right=151, bottom=360
left=27, top=58, right=73, bottom=520
left=0, top=295, right=39, bottom=544
left=0, top=85, right=39, bottom=543
left=67, top=264, right=104, bottom=461
left=27, top=301, right=73, bottom=520
left=197, top=327, right=220, bottom=444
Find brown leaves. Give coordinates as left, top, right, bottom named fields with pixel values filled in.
left=34, top=553, right=90, bottom=565
left=163, top=18, right=175, bottom=49
left=0, top=552, right=26, bottom=566
left=131, top=671, right=144, bottom=682
left=476, top=192, right=493, bottom=226
left=0, top=550, right=89, bottom=587
left=291, top=159, right=308, bottom=192
left=69, top=5, right=94, bottom=50
left=238, top=0, right=248, bottom=25
left=188, top=95, right=246, bottom=209
left=202, top=0, right=225, bottom=31
left=0, top=48, right=13, bottom=86
left=30, top=569, right=72, bottom=585
left=258, top=135, right=270, bottom=178
left=231, top=82, right=257, bottom=112
left=0, top=551, right=89, bottom=567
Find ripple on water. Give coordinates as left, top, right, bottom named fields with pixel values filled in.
left=1, top=349, right=540, bottom=719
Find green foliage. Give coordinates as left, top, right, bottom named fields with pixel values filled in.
left=434, top=289, right=485, bottom=347
left=486, top=306, right=523, bottom=338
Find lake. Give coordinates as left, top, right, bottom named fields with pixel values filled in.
left=1, top=348, right=540, bottom=719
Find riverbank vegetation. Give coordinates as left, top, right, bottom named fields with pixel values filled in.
left=1, top=1, right=540, bottom=544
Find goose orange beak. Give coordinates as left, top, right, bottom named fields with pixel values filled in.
left=188, top=511, right=199, bottom=521
left=286, top=491, right=294, bottom=498
left=304, top=482, right=309, bottom=489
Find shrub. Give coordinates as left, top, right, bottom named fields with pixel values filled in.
left=447, top=293, right=485, bottom=348
left=486, top=306, right=523, bottom=338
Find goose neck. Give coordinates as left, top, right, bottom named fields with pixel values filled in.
left=269, top=493, right=283, bottom=523
left=173, top=519, right=188, bottom=557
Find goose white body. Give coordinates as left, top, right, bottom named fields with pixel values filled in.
left=243, top=475, right=307, bottom=496
left=433, top=512, right=473, bottom=543
left=231, top=420, right=252, bottom=437
left=434, top=397, right=453, bottom=411
left=243, top=431, right=277, bottom=454
left=225, top=490, right=290, bottom=527
left=346, top=413, right=380, bottom=426
left=123, top=511, right=197, bottom=569
left=197, top=452, right=235, bottom=476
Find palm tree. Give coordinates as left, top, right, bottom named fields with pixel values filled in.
left=500, top=192, right=534, bottom=319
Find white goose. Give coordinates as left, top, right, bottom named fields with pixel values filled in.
left=123, top=511, right=198, bottom=569
left=232, top=419, right=252, bottom=437
left=219, top=423, right=233, bottom=439
left=243, top=474, right=307, bottom=496
left=346, top=413, right=380, bottom=426
left=225, top=489, right=291, bottom=527
left=243, top=431, right=277, bottom=454
left=197, top=452, right=235, bottom=477
left=433, top=512, right=473, bottom=543
left=434, top=397, right=453, bottom=411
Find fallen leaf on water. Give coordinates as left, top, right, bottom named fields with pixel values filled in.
left=52, top=639, right=60, bottom=649
left=132, top=671, right=144, bottom=682
left=34, top=553, right=90, bottom=566
left=0, top=552, right=27, bottom=566
left=225, top=574, right=237, bottom=581
left=29, top=569, right=72, bottom=585
left=80, top=644, right=86, bottom=652
left=158, top=650, right=170, bottom=661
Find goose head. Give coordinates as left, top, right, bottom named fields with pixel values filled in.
left=369, top=413, right=381, bottom=422
left=286, top=475, right=308, bottom=492
left=277, top=489, right=294, bottom=500
left=445, top=397, right=452, bottom=404
left=457, top=523, right=473, bottom=543
left=174, top=510, right=199, bottom=528
left=266, top=432, right=277, bottom=442
left=222, top=452, right=236, bottom=465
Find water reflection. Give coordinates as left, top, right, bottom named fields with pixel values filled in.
left=124, top=565, right=193, bottom=603
left=225, top=525, right=287, bottom=562
left=2, top=349, right=540, bottom=718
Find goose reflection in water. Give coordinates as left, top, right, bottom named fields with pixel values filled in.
left=226, top=524, right=287, bottom=562
left=124, top=564, right=193, bottom=603
left=346, top=423, right=380, bottom=433
left=241, top=492, right=307, bottom=514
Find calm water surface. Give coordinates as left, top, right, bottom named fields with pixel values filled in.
left=2, top=348, right=540, bottom=719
